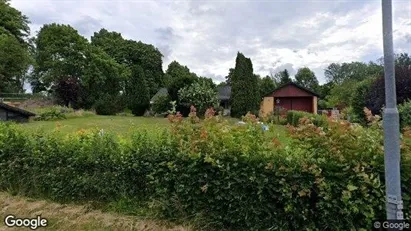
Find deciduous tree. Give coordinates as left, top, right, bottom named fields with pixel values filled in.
left=294, top=67, right=319, bottom=91
left=0, top=0, right=32, bottom=92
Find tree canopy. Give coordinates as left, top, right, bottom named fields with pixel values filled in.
left=294, top=67, right=319, bottom=91
left=0, top=0, right=32, bottom=93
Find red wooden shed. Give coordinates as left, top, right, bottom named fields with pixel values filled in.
left=260, top=82, right=320, bottom=116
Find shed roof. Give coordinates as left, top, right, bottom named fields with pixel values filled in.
left=265, top=82, right=320, bottom=97
left=217, top=85, right=231, bottom=100
left=0, top=102, right=36, bottom=117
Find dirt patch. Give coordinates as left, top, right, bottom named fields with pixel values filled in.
left=0, top=192, right=192, bottom=231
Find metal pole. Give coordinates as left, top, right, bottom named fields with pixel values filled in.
left=382, top=0, right=403, bottom=220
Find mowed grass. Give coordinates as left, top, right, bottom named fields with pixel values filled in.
left=21, top=115, right=171, bottom=137
left=19, top=115, right=291, bottom=144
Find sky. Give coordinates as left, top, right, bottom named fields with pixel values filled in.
left=10, top=0, right=411, bottom=85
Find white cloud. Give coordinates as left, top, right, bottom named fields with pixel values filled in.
left=10, top=0, right=411, bottom=84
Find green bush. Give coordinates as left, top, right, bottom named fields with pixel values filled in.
left=399, top=100, right=411, bottom=129
left=351, top=79, right=373, bottom=124
left=0, top=111, right=410, bottom=230
left=34, top=107, right=67, bottom=121
left=151, top=95, right=171, bottom=115
left=286, top=110, right=328, bottom=127
left=94, top=94, right=121, bottom=115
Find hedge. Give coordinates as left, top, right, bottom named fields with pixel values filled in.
left=0, top=110, right=410, bottom=230
left=286, top=110, right=328, bottom=127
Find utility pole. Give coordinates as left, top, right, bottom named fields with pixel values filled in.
left=381, top=0, right=403, bottom=220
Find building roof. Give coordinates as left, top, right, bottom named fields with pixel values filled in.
left=217, top=85, right=231, bottom=100
left=264, top=82, right=320, bottom=97
left=0, top=102, right=36, bottom=117
left=150, top=88, right=169, bottom=103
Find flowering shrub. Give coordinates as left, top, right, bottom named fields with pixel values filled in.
left=0, top=110, right=410, bottom=230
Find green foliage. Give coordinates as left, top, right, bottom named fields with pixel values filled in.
left=0, top=34, right=31, bottom=93
left=326, top=79, right=358, bottom=108
left=178, top=80, right=219, bottom=115
left=399, top=100, right=411, bottom=129
left=225, top=68, right=235, bottom=85
left=0, top=113, right=410, bottom=230
left=230, top=52, right=260, bottom=117
left=91, top=29, right=165, bottom=97
left=33, top=23, right=89, bottom=89
left=324, top=61, right=383, bottom=85
left=273, top=69, right=292, bottom=85
left=294, top=67, right=319, bottom=91
left=0, top=0, right=30, bottom=46
left=165, top=61, right=197, bottom=102
left=286, top=110, right=328, bottom=127
left=258, top=75, right=276, bottom=97
left=351, top=79, right=373, bottom=124
left=151, top=95, right=171, bottom=114
left=94, top=94, right=122, bottom=115
left=0, top=0, right=32, bottom=93
left=34, top=107, right=68, bottom=121
left=79, top=45, right=129, bottom=109
left=126, top=65, right=150, bottom=116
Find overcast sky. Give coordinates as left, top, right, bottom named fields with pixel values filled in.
left=10, top=0, right=411, bottom=84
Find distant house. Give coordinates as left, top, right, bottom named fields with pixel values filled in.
left=0, top=102, right=36, bottom=123
left=217, top=85, right=231, bottom=115
left=260, top=82, right=319, bottom=117
left=150, top=88, right=169, bottom=104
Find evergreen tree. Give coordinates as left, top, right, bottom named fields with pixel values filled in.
left=230, top=52, right=260, bottom=117
left=126, top=65, right=150, bottom=116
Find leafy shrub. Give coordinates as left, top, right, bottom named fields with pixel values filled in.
left=178, top=80, right=219, bottom=116
left=0, top=110, right=410, bottom=230
left=151, top=95, right=171, bottom=115
left=34, top=107, right=67, bottom=121
left=351, top=79, right=373, bottom=124
left=399, top=100, right=411, bottom=129
left=94, top=94, right=121, bottom=115
left=286, top=110, right=328, bottom=127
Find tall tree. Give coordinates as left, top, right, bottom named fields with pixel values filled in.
left=294, top=67, right=319, bottom=91
left=32, top=23, right=89, bottom=92
left=324, top=63, right=343, bottom=84
left=91, top=29, right=165, bottom=97
left=0, top=34, right=31, bottom=92
left=225, top=68, right=235, bottom=85
left=324, top=61, right=382, bottom=85
left=79, top=46, right=130, bottom=109
left=0, top=0, right=32, bottom=92
left=0, top=0, right=30, bottom=46
left=126, top=65, right=150, bottom=116
left=230, top=52, right=259, bottom=117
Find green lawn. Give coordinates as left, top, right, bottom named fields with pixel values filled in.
left=21, top=115, right=171, bottom=136
left=20, top=115, right=291, bottom=143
